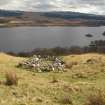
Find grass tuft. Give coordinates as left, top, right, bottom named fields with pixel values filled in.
left=65, top=61, right=78, bottom=69
left=58, top=95, right=73, bottom=105
left=5, top=71, right=18, bottom=86
left=85, top=90, right=105, bottom=105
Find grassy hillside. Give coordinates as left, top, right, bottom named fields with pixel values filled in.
left=0, top=10, right=105, bottom=27
left=0, top=53, right=105, bottom=105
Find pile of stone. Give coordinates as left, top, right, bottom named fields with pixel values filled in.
left=17, top=55, right=65, bottom=72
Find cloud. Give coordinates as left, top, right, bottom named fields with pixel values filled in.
left=0, top=0, right=10, bottom=5
left=0, top=0, right=105, bottom=15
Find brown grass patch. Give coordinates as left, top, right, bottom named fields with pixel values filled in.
left=65, top=61, right=78, bottom=69
left=5, top=71, right=18, bottom=86
left=58, top=95, right=73, bottom=104
left=85, top=90, right=105, bottom=105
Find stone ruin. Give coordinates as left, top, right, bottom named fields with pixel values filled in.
left=17, top=55, right=65, bottom=72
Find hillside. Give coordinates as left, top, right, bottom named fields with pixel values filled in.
left=0, top=53, right=105, bottom=105
left=0, top=10, right=105, bottom=27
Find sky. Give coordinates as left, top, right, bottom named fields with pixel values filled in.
left=0, top=0, right=105, bottom=15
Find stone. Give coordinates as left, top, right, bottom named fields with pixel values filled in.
left=17, top=55, right=65, bottom=72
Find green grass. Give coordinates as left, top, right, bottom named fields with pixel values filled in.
left=0, top=53, right=105, bottom=105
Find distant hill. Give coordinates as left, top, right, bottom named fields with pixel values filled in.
left=44, top=12, right=105, bottom=20
left=0, top=9, right=105, bottom=27
left=0, top=10, right=23, bottom=17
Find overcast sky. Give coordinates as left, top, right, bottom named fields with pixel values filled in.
left=0, top=0, right=105, bottom=15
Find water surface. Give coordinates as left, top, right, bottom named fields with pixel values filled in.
left=0, top=27, right=105, bottom=52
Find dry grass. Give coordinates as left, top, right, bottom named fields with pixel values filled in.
left=50, top=75, right=58, bottom=83
left=0, top=52, right=23, bottom=63
left=0, top=53, right=105, bottom=105
left=58, top=95, right=73, bottom=105
left=5, top=71, right=18, bottom=86
left=65, top=61, right=78, bottom=69
left=63, top=53, right=105, bottom=65
left=85, top=90, right=105, bottom=105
